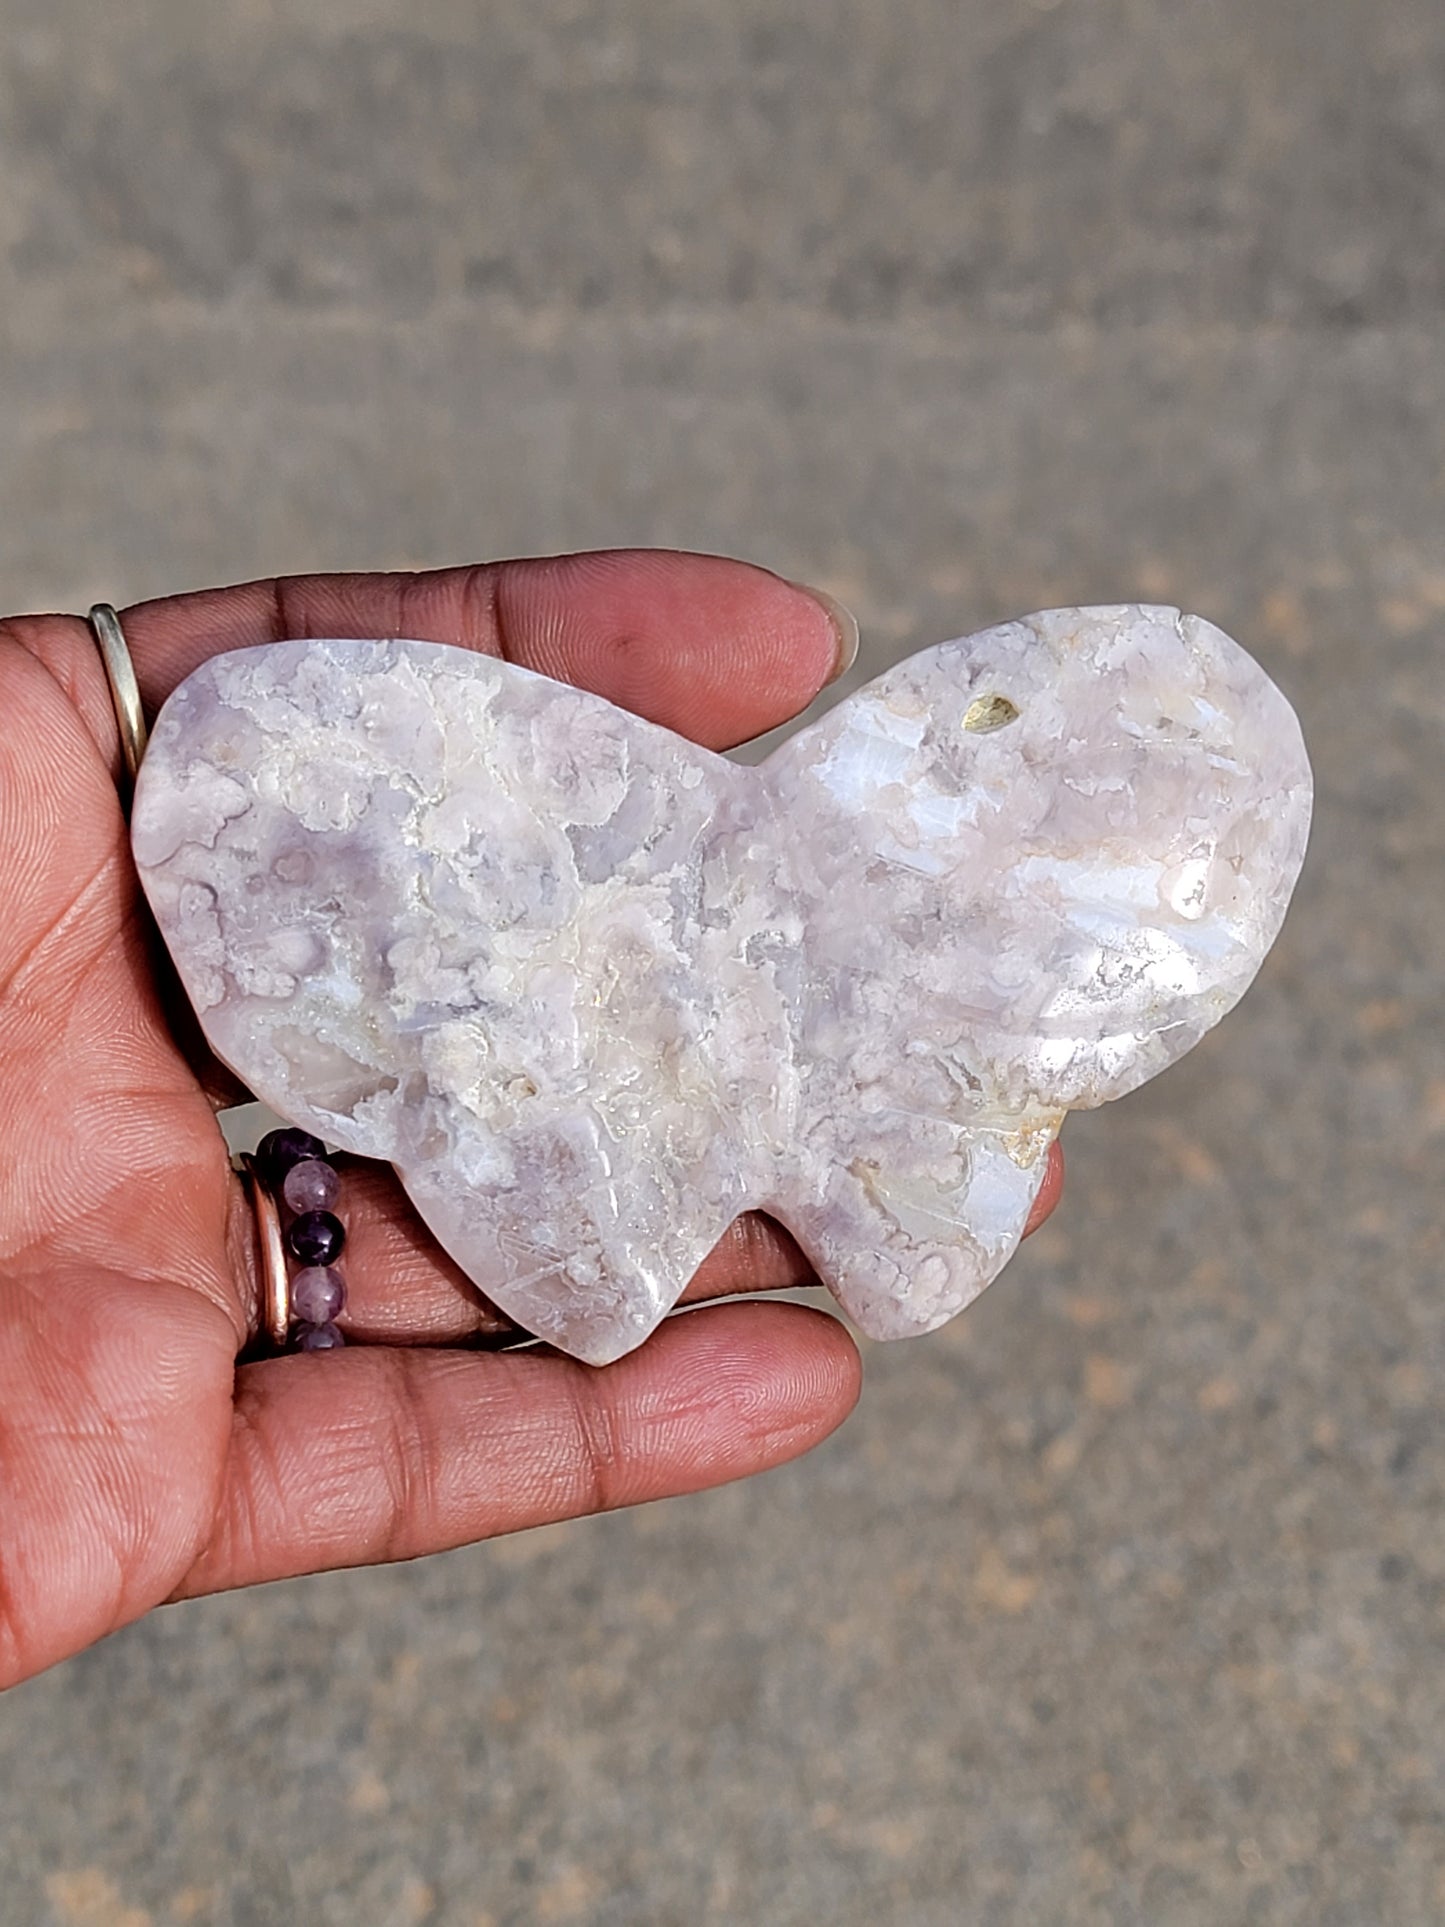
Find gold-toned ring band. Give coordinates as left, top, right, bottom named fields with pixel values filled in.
left=87, top=603, right=149, bottom=806
left=241, top=1155, right=292, bottom=1350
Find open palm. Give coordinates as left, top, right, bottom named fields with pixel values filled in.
left=0, top=551, right=1060, bottom=1688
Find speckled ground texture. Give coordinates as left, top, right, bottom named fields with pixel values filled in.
left=2, top=3, right=1442, bottom=1923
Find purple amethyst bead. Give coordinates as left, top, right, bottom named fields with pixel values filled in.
left=282, top=1158, right=340, bottom=1214
left=291, top=1264, right=346, bottom=1324
left=287, top=1210, right=345, bottom=1266
left=256, top=1126, right=327, bottom=1187
left=295, top=1321, right=345, bottom=1351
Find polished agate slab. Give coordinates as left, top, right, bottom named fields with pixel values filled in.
left=131, top=607, right=1311, bottom=1363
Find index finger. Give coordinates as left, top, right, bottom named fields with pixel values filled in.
left=18, top=551, right=856, bottom=768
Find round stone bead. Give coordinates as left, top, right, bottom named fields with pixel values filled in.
left=282, top=1157, right=340, bottom=1213
left=291, top=1264, right=346, bottom=1324
left=287, top=1209, right=345, bottom=1266
left=296, top=1321, right=345, bottom=1351
left=256, top=1126, right=327, bottom=1187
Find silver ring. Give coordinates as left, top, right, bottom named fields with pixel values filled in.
left=87, top=603, right=149, bottom=806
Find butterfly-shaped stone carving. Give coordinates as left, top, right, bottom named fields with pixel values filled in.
left=132, top=606, right=1311, bottom=1363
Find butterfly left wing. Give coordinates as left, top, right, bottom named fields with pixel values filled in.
left=132, top=637, right=757, bottom=1363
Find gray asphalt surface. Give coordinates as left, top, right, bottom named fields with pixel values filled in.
left=2, top=3, right=1443, bottom=1922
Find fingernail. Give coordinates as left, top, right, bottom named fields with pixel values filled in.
left=796, top=583, right=860, bottom=685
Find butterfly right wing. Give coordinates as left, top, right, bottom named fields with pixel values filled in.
left=760, top=606, right=1311, bottom=1339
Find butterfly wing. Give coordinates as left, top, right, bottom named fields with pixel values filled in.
left=132, top=637, right=753, bottom=1363
left=760, top=605, right=1312, bottom=1339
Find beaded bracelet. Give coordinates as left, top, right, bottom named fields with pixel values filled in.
left=246, top=1127, right=349, bottom=1352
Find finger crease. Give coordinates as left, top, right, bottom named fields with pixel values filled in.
left=561, top=1368, right=626, bottom=1518
left=459, top=564, right=507, bottom=660
left=378, top=1362, right=441, bottom=1562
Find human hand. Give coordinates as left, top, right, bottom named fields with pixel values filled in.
left=0, top=551, right=1062, bottom=1687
